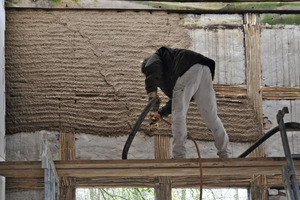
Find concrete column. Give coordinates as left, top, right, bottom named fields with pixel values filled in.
left=0, top=0, right=5, bottom=199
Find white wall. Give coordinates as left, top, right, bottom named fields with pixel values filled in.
left=261, top=19, right=300, bottom=157
left=0, top=0, right=5, bottom=198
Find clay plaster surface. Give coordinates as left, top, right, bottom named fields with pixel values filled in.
left=5, top=10, right=261, bottom=142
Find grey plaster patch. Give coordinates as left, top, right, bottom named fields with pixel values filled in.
left=185, top=139, right=248, bottom=158
left=184, top=14, right=245, bottom=85
left=6, top=131, right=59, bottom=161
left=263, top=100, right=300, bottom=157
left=6, top=190, right=44, bottom=200
left=75, top=132, right=155, bottom=160
left=76, top=133, right=249, bottom=159
left=261, top=26, right=300, bottom=87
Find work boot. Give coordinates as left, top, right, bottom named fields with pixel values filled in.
left=217, top=151, right=229, bottom=158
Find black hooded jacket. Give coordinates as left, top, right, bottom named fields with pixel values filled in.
left=142, top=47, right=216, bottom=116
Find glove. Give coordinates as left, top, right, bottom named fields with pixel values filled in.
left=149, top=96, right=161, bottom=112
left=158, top=100, right=172, bottom=117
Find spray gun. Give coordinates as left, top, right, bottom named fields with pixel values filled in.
left=149, top=112, right=171, bottom=132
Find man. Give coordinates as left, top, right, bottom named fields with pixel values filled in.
left=141, top=46, right=229, bottom=158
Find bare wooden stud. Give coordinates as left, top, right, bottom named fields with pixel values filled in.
left=155, top=135, right=172, bottom=200
left=59, top=132, right=76, bottom=200
left=59, top=132, right=75, bottom=161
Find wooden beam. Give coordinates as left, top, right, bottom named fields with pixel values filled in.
left=214, top=84, right=247, bottom=99
left=262, top=86, right=300, bottom=100
left=6, top=174, right=293, bottom=189
left=244, top=13, right=264, bottom=161
left=244, top=13, right=263, bottom=133
left=59, top=132, right=75, bottom=161
left=59, top=132, right=75, bottom=200
left=131, top=0, right=300, bottom=2
left=60, top=177, right=76, bottom=200
left=155, top=135, right=172, bottom=200
left=5, top=2, right=300, bottom=14
left=1, top=158, right=300, bottom=178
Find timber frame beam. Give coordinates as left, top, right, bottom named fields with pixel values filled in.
left=5, top=1, right=300, bottom=14
left=1, top=157, right=300, bottom=189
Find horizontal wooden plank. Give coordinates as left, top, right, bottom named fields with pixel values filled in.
left=3, top=158, right=300, bottom=188
left=6, top=175, right=298, bottom=189
left=1, top=157, right=299, bottom=178
left=214, top=84, right=247, bottom=99
left=5, top=2, right=300, bottom=13
left=262, top=86, right=300, bottom=100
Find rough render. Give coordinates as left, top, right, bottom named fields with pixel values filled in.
left=5, top=10, right=261, bottom=143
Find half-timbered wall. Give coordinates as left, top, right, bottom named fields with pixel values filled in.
left=3, top=4, right=300, bottom=200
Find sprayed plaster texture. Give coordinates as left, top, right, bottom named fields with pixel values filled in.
left=263, top=100, right=300, bottom=157
left=5, top=9, right=190, bottom=136
left=5, top=10, right=261, bottom=142
left=5, top=131, right=59, bottom=161
left=261, top=19, right=300, bottom=87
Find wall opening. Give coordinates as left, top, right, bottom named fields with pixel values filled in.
left=76, top=188, right=249, bottom=200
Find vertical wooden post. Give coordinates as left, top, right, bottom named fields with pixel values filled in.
left=59, top=132, right=76, bottom=200
left=244, top=13, right=264, bottom=157
left=59, top=177, right=76, bottom=200
left=250, top=175, right=268, bottom=200
left=154, top=135, right=172, bottom=200
left=59, top=132, right=75, bottom=161
left=244, top=13, right=268, bottom=200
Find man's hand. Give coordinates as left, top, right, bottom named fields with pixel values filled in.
left=148, top=91, right=160, bottom=112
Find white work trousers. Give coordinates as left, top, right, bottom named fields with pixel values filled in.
left=172, top=64, right=229, bottom=158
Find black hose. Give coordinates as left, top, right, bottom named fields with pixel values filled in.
left=238, top=122, right=300, bottom=158
left=122, top=97, right=159, bottom=160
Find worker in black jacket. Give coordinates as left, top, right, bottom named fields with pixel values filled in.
left=141, top=47, right=229, bottom=158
